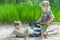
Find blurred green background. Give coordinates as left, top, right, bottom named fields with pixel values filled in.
left=0, top=0, right=60, bottom=23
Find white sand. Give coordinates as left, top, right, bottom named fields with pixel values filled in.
left=0, top=24, right=60, bottom=40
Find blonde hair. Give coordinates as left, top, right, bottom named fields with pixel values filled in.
left=39, top=1, right=50, bottom=11
left=14, top=21, right=22, bottom=27
left=39, top=0, right=50, bottom=11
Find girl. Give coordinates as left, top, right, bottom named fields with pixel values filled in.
left=37, top=1, right=55, bottom=38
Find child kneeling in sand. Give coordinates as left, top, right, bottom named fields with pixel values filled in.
left=10, top=21, right=26, bottom=40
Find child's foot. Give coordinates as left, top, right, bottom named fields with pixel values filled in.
left=44, top=34, right=47, bottom=38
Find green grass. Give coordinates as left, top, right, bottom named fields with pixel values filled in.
left=0, top=4, right=19, bottom=23
left=51, top=6, right=60, bottom=22
left=0, top=4, right=60, bottom=23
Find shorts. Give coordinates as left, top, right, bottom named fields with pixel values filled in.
left=41, top=24, right=48, bottom=33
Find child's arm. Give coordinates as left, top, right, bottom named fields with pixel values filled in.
left=36, top=18, right=41, bottom=23
left=47, top=12, right=55, bottom=25
left=36, top=14, right=42, bottom=23
left=9, top=30, right=17, bottom=40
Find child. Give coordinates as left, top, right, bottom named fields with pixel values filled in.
left=37, top=1, right=55, bottom=38
left=10, top=21, right=26, bottom=40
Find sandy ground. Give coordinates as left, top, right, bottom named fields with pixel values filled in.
left=0, top=24, right=60, bottom=40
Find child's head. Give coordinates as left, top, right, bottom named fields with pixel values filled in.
left=39, top=1, right=50, bottom=9
left=14, top=21, right=21, bottom=30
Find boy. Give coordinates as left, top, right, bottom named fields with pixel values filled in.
left=10, top=21, right=26, bottom=40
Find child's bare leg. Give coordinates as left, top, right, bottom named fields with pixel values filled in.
left=43, top=31, right=48, bottom=38
left=45, top=31, right=48, bottom=36
left=41, top=31, right=48, bottom=38
left=48, top=28, right=57, bottom=32
left=41, top=32, right=45, bottom=38
left=46, top=28, right=58, bottom=35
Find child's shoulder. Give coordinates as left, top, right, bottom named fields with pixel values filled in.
left=20, top=27, right=26, bottom=30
